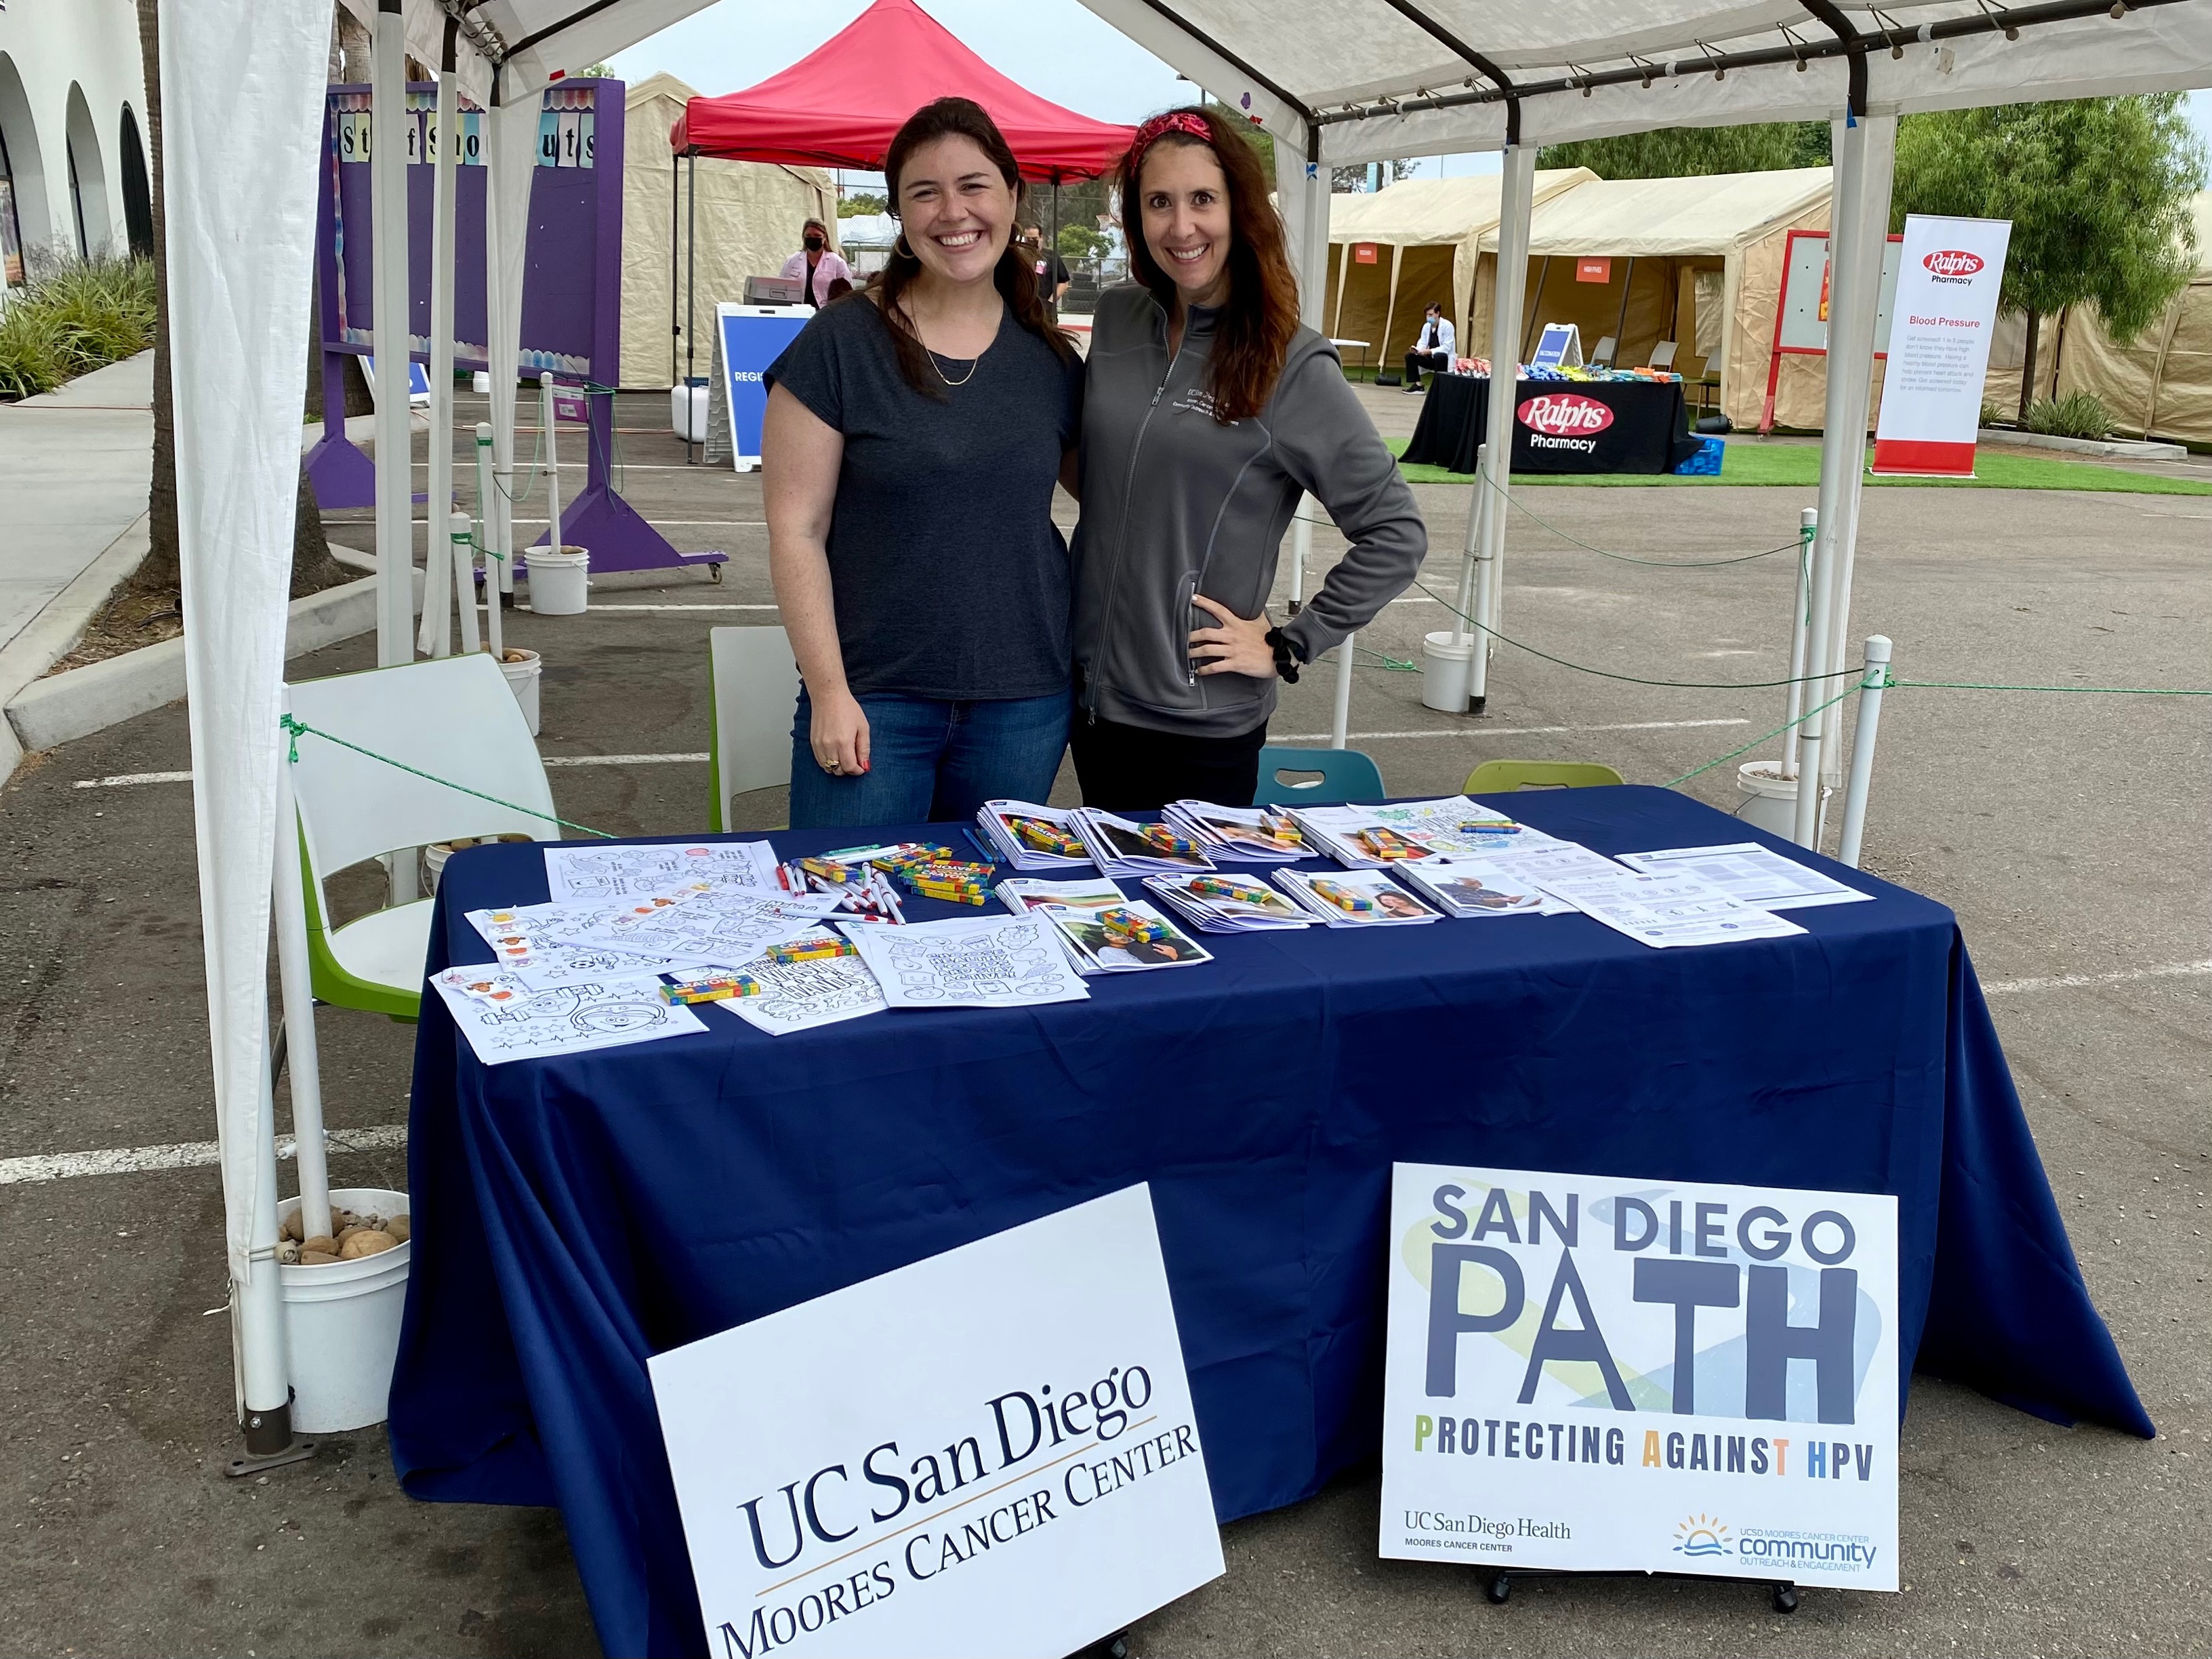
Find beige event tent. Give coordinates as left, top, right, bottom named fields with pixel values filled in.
left=619, top=73, right=838, bottom=390
left=2028, top=190, right=2212, bottom=446
left=1470, top=167, right=1833, bottom=428
left=1322, top=171, right=1593, bottom=373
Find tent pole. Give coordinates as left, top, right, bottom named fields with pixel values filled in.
left=670, top=146, right=678, bottom=389
left=270, top=747, right=332, bottom=1247
left=686, top=148, right=697, bottom=464
left=1477, top=146, right=1536, bottom=716
left=419, top=28, right=461, bottom=659
left=1378, top=242, right=1403, bottom=382
left=1611, top=256, right=1636, bottom=364
left=1521, top=255, right=1551, bottom=361
left=1795, top=110, right=1896, bottom=851
left=369, top=0, right=414, bottom=671
left=1330, top=238, right=1349, bottom=341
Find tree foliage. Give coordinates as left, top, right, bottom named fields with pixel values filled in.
left=837, top=192, right=887, bottom=218
left=1539, top=122, right=1828, bottom=179
left=1891, top=94, right=2204, bottom=343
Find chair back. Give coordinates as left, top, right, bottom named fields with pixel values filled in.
left=1590, top=333, right=1618, bottom=368
left=287, top=654, right=557, bottom=889
left=1647, top=340, right=1679, bottom=371
left=1464, top=759, right=1624, bottom=794
left=709, top=626, right=800, bottom=831
left=1254, top=745, right=1387, bottom=806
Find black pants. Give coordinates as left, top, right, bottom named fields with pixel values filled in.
left=1070, top=712, right=1269, bottom=811
left=1405, top=348, right=1452, bottom=387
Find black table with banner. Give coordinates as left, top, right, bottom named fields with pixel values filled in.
left=1402, top=372, right=1703, bottom=474
left=386, top=787, right=2150, bottom=1658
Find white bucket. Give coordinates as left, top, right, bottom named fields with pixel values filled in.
left=471, top=370, right=491, bottom=395
left=529, top=546, right=590, bottom=617
left=499, top=647, right=542, bottom=735
left=1737, top=760, right=1830, bottom=842
left=425, top=832, right=532, bottom=892
left=277, top=1186, right=411, bottom=1433
left=670, top=383, right=709, bottom=441
left=1420, top=630, right=1477, bottom=714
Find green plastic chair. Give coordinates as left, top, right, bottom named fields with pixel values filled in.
left=1254, top=745, right=1387, bottom=806
left=1463, top=759, right=1625, bottom=794
left=287, top=655, right=559, bottom=1021
left=708, top=626, right=801, bottom=831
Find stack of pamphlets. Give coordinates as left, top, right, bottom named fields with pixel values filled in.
left=1034, top=899, right=1214, bottom=972
left=1142, top=872, right=1313, bottom=933
left=1614, top=842, right=1870, bottom=910
left=1393, top=857, right=1550, bottom=919
left=997, top=876, right=1128, bottom=916
left=1289, top=796, right=1549, bottom=868
left=1271, top=867, right=1441, bottom=926
left=1531, top=865, right=1805, bottom=949
left=975, top=801, right=1092, bottom=871
left=1069, top=808, right=1216, bottom=878
left=1160, top=801, right=1309, bottom=863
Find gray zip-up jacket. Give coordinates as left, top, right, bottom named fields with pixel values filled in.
left=1071, top=283, right=1427, bottom=738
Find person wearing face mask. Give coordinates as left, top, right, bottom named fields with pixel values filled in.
left=762, top=100, right=1084, bottom=829
left=1068, top=107, right=1426, bottom=810
left=781, top=218, right=854, bottom=309
left=1404, top=301, right=1456, bottom=392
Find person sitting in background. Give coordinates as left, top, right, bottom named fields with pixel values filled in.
left=1404, top=302, right=1455, bottom=392
left=782, top=219, right=855, bottom=308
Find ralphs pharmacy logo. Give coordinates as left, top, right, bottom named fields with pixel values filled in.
left=1672, top=1512, right=1732, bottom=1559
left=1923, top=249, right=1984, bottom=282
left=1517, top=392, right=1613, bottom=455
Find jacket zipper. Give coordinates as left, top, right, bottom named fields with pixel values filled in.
left=1086, top=298, right=1184, bottom=722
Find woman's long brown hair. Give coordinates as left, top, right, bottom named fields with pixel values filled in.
left=1120, top=106, right=1302, bottom=422
left=867, top=98, right=1073, bottom=398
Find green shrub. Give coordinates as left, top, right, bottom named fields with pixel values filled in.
left=0, top=255, right=157, bottom=398
left=1979, top=400, right=2006, bottom=429
left=2022, top=392, right=2114, bottom=441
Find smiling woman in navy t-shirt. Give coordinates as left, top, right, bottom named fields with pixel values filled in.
left=763, top=98, right=1083, bottom=830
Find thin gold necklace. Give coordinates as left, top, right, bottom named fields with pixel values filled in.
left=928, top=349, right=979, bottom=387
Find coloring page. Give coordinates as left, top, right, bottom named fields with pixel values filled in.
left=541, top=839, right=781, bottom=903
left=718, top=937, right=889, bottom=1037
left=463, top=903, right=681, bottom=991
left=843, top=915, right=1090, bottom=1009
left=430, top=973, right=707, bottom=1065
left=555, top=890, right=842, bottom=970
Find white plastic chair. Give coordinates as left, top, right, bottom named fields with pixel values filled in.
left=287, top=653, right=558, bottom=1018
left=708, top=625, right=800, bottom=831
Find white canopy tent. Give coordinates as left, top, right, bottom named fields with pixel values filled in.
left=171, top=0, right=2212, bottom=1461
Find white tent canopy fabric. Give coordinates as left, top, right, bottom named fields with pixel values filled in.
left=1477, top=167, right=1831, bottom=259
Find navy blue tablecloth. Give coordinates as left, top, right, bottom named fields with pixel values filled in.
left=388, top=786, right=2148, bottom=1657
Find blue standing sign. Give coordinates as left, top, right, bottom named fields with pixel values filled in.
left=717, top=303, right=811, bottom=472
left=1530, top=322, right=1584, bottom=370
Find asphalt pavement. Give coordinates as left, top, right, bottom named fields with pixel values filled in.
left=0, top=391, right=2203, bottom=1656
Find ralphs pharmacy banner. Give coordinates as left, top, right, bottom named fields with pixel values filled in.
left=1381, top=1164, right=1898, bottom=1590
left=1872, top=215, right=2012, bottom=477
left=649, top=1185, right=1224, bottom=1658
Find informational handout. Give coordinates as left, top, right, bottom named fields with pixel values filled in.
left=430, top=970, right=706, bottom=1065
left=843, top=914, right=1090, bottom=1009
left=1292, top=797, right=1535, bottom=867
left=1535, top=867, right=1806, bottom=949
left=717, top=931, right=888, bottom=1038
left=1273, top=867, right=1441, bottom=927
left=541, top=839, right=780, bottom=902
left=1616, top=843, right=1870, bottom=911
left=1396, top=857, right=1549, bottom=919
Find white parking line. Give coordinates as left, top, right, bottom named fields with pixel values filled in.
left=74, top=771, right=192, bottom=789
left=520, top=603, right=779, bottom=613
left=543, top=752, right=710, bottom=766
left=1272, top=718, right=1750, bottom=743
left=0, top=1124, right=407, bottom=1187
left=1982, top=960, right=2212, bottom=996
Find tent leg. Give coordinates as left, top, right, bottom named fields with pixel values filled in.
left=686, top=149, right=697, bottom=464
left=670, top=147, right=680, bottom=389
left=270, top=756, right=332, bottom=1246
left=1329, top=632, right=1355, bottom=749
left=367, top=0, right=413, bottom=672
left=1520, top=255, right=1551, bottom=361
left=1481, top=148, right=1536, bottom=708
left=419, top=38, right=461, bottom=659
left=225, top=1001, right=313, bottom=1478
left=1611, top=256, right=1636, bottom=363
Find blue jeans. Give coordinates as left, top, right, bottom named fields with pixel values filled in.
left=787, top=688, right=1071, bottom=830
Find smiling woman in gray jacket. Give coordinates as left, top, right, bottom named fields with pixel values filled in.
left=1069, top=106, right=1428, bottom=811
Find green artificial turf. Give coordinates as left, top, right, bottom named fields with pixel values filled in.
left=1387, top=436, right=2212, bottom=495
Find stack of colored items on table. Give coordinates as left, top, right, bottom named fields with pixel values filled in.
left=1520, top=363, right=1682, bottom=384
left=878, top=845, right=997, bottom=905
left=780, top=850, right=907, bottom=924
left=1451, top=356, right=1492, bottom=377
left=975, top=800, right=1092, bottom=871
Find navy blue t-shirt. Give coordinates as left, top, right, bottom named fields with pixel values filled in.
left=766, top=296, right=1083, bottom=701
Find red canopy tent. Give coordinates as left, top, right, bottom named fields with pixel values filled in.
left=670, top=0, right=1137, bottom=182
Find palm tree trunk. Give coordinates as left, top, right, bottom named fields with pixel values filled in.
left=2016, top=308, right=2041, bottom=423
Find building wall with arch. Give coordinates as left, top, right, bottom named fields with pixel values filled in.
left=0, top=0, right=148, bottom=288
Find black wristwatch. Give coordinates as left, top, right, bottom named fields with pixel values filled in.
left=1265, top=627, right=1307, bottom=684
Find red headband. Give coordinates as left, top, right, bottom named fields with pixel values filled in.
left=1127, top=110, right=1214, bottom=176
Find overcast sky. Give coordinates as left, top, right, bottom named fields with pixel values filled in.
left=609, top=1, right=2212, bottom=190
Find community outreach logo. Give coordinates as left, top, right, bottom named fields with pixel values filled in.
left=1673, top=1513, right=1731, bottom=1559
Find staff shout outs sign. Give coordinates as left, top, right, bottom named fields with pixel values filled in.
left=1381, top=1164, right=1899, bottom=1589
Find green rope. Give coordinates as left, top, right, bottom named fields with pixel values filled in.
left=1355, top=645, right=1420, bottom=673
left=1410, top=579, right=1864, bottom=691
left=1660, top=680, right=1862, bottom=790
left=1474, top=468, right=1797, bottom=567
left=279, top=715, right=617, bottom=840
